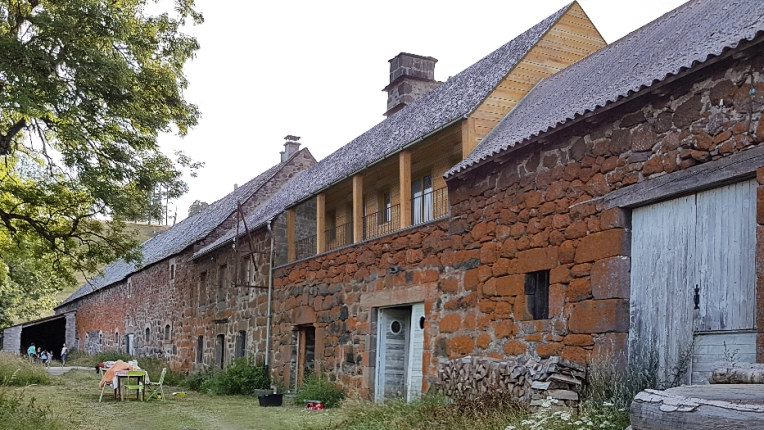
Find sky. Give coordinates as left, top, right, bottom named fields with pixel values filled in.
left=159, top=0, right=690, bottom=223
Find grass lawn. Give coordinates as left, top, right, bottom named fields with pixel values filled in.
left=20, top=369, right=343, bottom=430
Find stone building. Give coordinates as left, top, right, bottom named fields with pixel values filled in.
left=46, top=141, right=315, bottom=370
left=6, top=0, right=764, bottom=403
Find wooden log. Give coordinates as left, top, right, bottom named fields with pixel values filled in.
left=710, top=362, right=764, bottom=384
left=631, top=386, right=764, bottom=430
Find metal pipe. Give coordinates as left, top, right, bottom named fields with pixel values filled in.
left=265, top=217, right=275, bottom=368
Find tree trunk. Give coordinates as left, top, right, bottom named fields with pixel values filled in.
left=630, top=385, right=764, bottom=430
left=711, top=362, right=764, bottom=384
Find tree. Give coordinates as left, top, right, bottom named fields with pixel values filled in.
left=0, top=0, right=204, bottom=325
left=187, top=199, right=208, bottom=218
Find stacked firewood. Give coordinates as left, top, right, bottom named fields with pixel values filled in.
left=436, top=356, right=586, bottom=407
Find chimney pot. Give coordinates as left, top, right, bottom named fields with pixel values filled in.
left=281, top=135, right=301, bottom=162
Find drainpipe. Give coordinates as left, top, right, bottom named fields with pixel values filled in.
left=265, top=218, right=275, bottom=370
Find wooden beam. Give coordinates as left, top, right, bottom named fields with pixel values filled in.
left=353, top=174, right=363, bottom=243
left=399, top=150, right=412, bottom=229
left=601, top=145, right=764, bottom=209
left=316, top=193, right=326, bottom=254
left=461, top=117, right=476, bottom=159
left=286, top=208, right=296, bottom=262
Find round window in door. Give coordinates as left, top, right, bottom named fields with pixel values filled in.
left=390, top=320, right=401, bottom=334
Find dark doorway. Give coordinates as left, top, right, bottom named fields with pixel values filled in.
left=215, top=334, right=225, bottom=369
left=297, top=326, right=315, bottom=386
left=19, top=316, right=66, bottom=358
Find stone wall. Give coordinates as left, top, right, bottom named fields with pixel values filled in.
left=271, top=52, right=764, bottom=397
left=57, top=150, right=315, bottom=373
left=1, top=325, right=21, bottom=354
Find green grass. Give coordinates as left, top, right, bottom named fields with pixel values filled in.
left=0, top=353, right=51, bottom=386
left=15, top=368, right=343, bottom=430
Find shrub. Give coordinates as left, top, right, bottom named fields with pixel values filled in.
left=190, top=359, right=270, bottom=395
left=0, top=387, right=60, bottom=430
left=92, top=351, right=131, bottom=364
left=294, top=373, right=345, bottom=408
left=0, top=353, right=50, bottom=386
left=138, top=357, right=185, bottom=386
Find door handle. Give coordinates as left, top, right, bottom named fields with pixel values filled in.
left=694, top=284, right=700, bottom=310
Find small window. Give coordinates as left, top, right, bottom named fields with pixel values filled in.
left=217, top=264, right=227, bottom=302
left=165, top=324, right=171, bottom=342
left=390, top=320, right=401, bottom=334
left=170, top=264, right=176, bottom=280
left=525, top=270, right=550, bottom=320
left=196, top=336, right=203, bottom=363
left=379, top=191, right=392, bottom=224
left=145, top=327, right=150, bottom=343
left=239, top=256, right=250, bottom=286
left=236, top=331, right=246, bottom=358
left=199, top=271, right=208, bottom=305
left=115, top=331, right=119, bottom=345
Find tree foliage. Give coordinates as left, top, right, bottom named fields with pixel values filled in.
left=0, top=0, right=203, bottom=325
left=187, top=199, right=207, bottom=218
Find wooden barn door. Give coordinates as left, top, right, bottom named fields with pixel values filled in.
left=375, top=307, right=411, bottom=402
left=406, top=303, right=425, bottom=401
left=630, top=179, right=756, bottom=386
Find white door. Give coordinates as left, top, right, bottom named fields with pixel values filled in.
left=126, top=334, right=135, bottom=356
left=375, top=308, right=411, bottom=402
left=407, top=303, right=425, bottom=401
left=630, top=179, right=757, bottom=386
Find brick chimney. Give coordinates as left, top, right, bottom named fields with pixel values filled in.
left=280, top=135, right=301, bottom=162
left=382, top=53, right=441, bottom=117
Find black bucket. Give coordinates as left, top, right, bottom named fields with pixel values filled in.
left=258, top=394, right=283, bottom=407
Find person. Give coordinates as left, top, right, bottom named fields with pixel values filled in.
left=39, top=350, right=48, bottom=367
left=60, top=343, right=68, bottom=367
left=27, top=343, right=36, bottom=363
left=45, top=350, right=53, bottom=367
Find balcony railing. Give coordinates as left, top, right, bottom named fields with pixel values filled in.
left=412, top=186, right=449, bottom=225
left=295, top=234, right=317, bottom=260
left=326, top=221, right=353, bottom=251
left=363, top=204, right=401, bottom=241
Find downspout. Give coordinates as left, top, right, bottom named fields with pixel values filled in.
left=265, top=217, right=275, bottom=370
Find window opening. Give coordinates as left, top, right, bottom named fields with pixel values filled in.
left=165, top=324, right=171, bottom=342
left=525, top=270, right=550, bottom=320
left=412, top=175, right=433, bottom=225
left=390, top=320, right=401, bottom=334
left=170, top=264, right=175, bottom=280
left=217, top=264, right=227, bottom=302
left=196, top=336, right=203, bottom=363
left=419, top=316, right=425, bottom=330
left=145, top=327, right=150, bottom=343
left=215, top=334, right=225, bottom=369
left=236, top=331, right=247, bottom=358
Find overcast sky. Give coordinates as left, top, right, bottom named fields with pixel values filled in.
left=159, top=0, right=690, bottom=223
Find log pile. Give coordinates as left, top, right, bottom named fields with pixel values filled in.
left=436, top=356, right=586, bottom=407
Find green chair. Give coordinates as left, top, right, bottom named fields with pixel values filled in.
left=147, top=368, right=167, bottom=401
left=122, top=370, right=145, bottom=401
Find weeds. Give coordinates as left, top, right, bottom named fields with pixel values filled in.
left=295, top=373, right=345, bottom=408
left=0, top=353, right=50, bottom=386
left=0, top=387, right=60, bottom=430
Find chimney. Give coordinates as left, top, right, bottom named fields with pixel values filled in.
left=280, top=135, right=301, bottom=162
left=382, top=53, right=441, bottom=117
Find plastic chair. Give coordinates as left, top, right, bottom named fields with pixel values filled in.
left=99, top=380, right=116, bottom=402
left=147, top=368, right=167, bottom=401
left=122, top=370, right=145, bottom=401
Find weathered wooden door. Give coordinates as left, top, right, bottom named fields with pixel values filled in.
left=407, top=303, right=425, bottom=401
left=375, top=307, right=411, bottom=402
left=215, top=334, right=225, bottom=369
left=630, top=179, right=757, bottom=385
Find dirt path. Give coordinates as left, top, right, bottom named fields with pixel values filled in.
left=46, top=365, right=95, bottom=376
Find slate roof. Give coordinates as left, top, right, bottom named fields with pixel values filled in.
left=448, top=0, right=764, bottom=177
left=59, top=151, right=305, bottom=306
left=192, top=4, right=573, bottom=258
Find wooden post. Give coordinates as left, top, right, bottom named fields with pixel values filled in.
left=316, top=193, right=326, bottom=254
left=399, top=150, right=412, bottom=229
left=353, top=174, right=363, bottom=243
left=461, top=117, right=476, bottom=159
left=286, top=208, right=296, bottom=262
